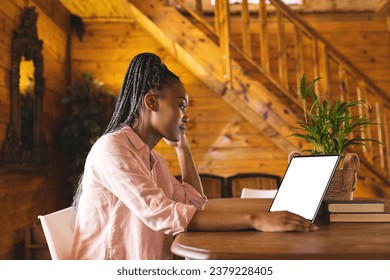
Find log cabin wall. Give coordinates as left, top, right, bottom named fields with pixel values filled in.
left=301, top=12, right=389, bottom=99
left=71, top=21, right=289, bottom=178
left=0, top=0, right=389, bottom=260
left=224, top=9, right=389, bottom=197
left=71, top=10, right=389, bottom=199
left=0, top=0, right=71, bottom=259
left=228, top=11, right=389, bottom=99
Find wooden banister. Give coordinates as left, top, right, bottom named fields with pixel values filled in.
left=241, top=0, right=252, bottom=58
left=215, top=0, right=232, bottom=87
left=270, top=0, right=389, bottom=101
left=259, top=0, right=270, bottom=73
left=174, top=0, right=389, bottom=183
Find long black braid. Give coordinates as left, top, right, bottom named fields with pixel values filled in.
left=104, top=52, right=180, bottom=134
left=71, top=53, right=180, bottom=227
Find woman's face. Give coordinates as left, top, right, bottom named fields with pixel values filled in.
left=151, top=80, right=189, bottom=142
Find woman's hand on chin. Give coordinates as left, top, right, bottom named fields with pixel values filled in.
left=163, top=133, right=188, bottom=149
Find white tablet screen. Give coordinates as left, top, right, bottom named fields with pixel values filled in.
left=269, top=154, right=340, bottom=221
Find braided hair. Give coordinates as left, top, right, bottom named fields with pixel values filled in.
left=71, top=53, right=180, bottom=227
left=104, top=52, right=180, bottom=134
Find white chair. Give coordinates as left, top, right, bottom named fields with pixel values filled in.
left=38, top=207, right=74, bottom=260
left=240, top=188, right=278, bottom=199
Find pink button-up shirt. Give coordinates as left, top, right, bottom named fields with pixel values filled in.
left=71, top=126, right=207, bottom=260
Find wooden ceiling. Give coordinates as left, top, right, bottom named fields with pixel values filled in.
left=59, top=0, right=384, bottom=21
left=59, top=0, right=135, bottom=22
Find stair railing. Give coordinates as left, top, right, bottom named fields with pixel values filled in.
left=175, top=0, right=389, bottom=182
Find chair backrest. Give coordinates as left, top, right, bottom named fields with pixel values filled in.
left=175, top=173, right=228, bottom=198
left=38, top=207, right=74, bottom=260
left=241, top=188, right=278, bottom=199
left=227, top=173, right=281, bottom=198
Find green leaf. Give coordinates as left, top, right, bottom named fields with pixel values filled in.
left=291, top=74, right=381, bottom=155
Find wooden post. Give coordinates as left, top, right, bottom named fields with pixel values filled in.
left=356, top=82, right=372, bottom=161
left=241, top=0, right=252, bottom=58
left=375, top=99, right=385, bottom=169
left=338, top=66, right=350, bottom=102
left=258, top=0, right=270, bottom=73
left=311, top=38, right=320, bottom=94
left=277, top=10, right=288, bottom=89
left=216, top=0, right=232, bottom=88
left=317, top=41, right=331, bottom=101
left=383, top=104, right=390, bottom=179
left=294, top=26, right=304, bottom=96
left=195, top=0, right=203, bottom=17
left=214, top=0, right=219, bottom=35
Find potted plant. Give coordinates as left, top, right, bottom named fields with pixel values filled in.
left=290, top=73, right=380, bottom=200
left=61, top=72, right=116, bottom=202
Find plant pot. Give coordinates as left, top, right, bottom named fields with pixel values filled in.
left=324, top=153, right=359, bottom=201
left=288, top=152, right=360, bottom=201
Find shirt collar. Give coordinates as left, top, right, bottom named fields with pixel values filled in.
left=121, top=125, right=149, bottom=151
left=121, top=125, right=158, bottom=168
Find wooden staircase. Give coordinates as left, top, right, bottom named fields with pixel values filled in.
left=125, top=0, right=389, bottom=190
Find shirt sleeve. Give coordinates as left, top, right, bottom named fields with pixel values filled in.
left=170, top=175, right=208, bottom=210
left=89, top=137, right=197, bottom=235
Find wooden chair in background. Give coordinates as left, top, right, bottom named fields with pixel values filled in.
left=226, top=173, right=281, bottom=198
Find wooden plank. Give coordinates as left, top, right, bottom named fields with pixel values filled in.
left=195, top=0, right=203, bottom=16
left=356, top=82, right=371, bottom=161
left=0, top=48, right=11, bottom=69
left=0, top=0, right=22, bottom=24
left=300, top=13, right=389, bottom=32
left=294, top=26, right=304, bottom=94
left=186, top=121, right=262, bottom=133
left=317, top=40, right=331, bottom=100
left=127, top=0, right=304, bottom=153
left=384, top=106, right=390, bottom=178
left=183, top=134, right=279, bottom=149
left=166, top=159, right=288, bottom=177
left=375, top=99, right=385, bottom=169
left=0, top=67, right=10, bottom=88
left=215, top=0, right=232, bottom=86
left=258, top=0, right=270, bottom=72
left=159, top=147, right=284, bottom=161
left=276, top=11, right=288, bottom=89
left=33, top=0, right=71, bottom=32
left=311, top=38, right=320, bottom=92
left=241, top=0, right=252, bottom=58
left=338, top=66, right=350, bottom=102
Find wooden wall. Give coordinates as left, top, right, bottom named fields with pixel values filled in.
left=71, top=13, right=389, bottom=199
left=228, top=11, right=389, bottom=97
left=308, top=12, right=389, bottom=197
left=0, top=1, right=389, bottom=260
left=0, top=0, right=71, bottom=259
left=302, top=12, right=390, bottom=97
left=71, top=21, right=289, bottom=178
left=226, top=11, right=390, bottom=198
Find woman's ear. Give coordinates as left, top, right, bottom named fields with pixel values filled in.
left=144, top=92, right=159, bottom=111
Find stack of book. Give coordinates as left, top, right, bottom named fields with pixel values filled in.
left=325, top=199, right=390, bottom=222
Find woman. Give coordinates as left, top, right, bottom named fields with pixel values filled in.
left=71, top=53, right=317, bottom=260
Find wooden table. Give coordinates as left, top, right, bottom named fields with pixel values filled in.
left=171, top=198, right=390, bottom=259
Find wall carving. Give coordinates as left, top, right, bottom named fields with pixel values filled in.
left=1, top=7, right=48, bottom=170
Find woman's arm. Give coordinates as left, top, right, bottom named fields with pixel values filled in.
left=164, top=134, right=204, bottom=196
left=188, top=210, right=318, bottom=232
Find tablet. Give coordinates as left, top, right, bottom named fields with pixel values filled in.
left=269, top=154, right=340, bottom=222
